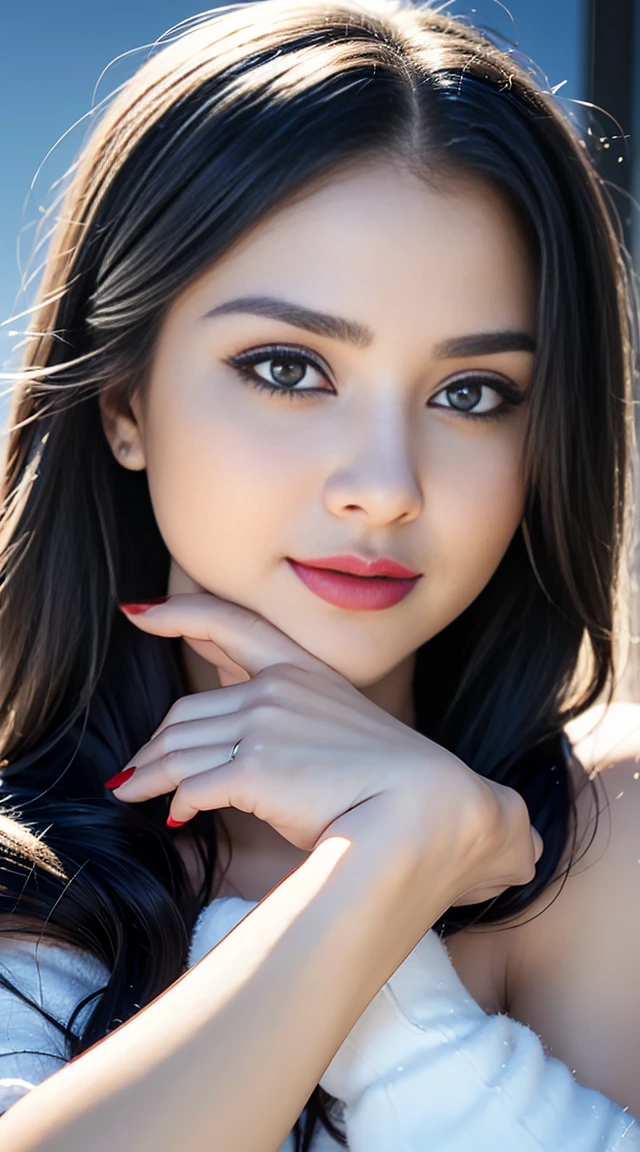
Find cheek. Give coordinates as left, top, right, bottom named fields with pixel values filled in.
left=142, top=396, right=302, bottom=589
left=426, top=422, right=526, bottom=608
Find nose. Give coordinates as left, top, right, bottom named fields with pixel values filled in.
left=322, top=407, right=424, bottom=526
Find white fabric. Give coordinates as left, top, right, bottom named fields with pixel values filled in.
left=0, top=897, right=636, bottom=1152
left=0, top=938, right=110, bottom=1110
left=192, top=898, right=640, bottom=1152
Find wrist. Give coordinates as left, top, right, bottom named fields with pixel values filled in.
left=316, top=791, right=458, bottom=938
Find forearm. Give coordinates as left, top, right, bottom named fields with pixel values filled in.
left=0, top=797, right=450, bottom=1152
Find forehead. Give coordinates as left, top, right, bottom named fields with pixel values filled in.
left=177, top=162, right=536, bottom=340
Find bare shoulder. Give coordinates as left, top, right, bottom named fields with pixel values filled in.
left=503, top=700, right=640, bottom=1112
left=565, top=698, right=640, bottom=777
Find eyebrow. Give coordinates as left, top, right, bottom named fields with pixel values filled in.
left=434, top=331, right=536, bottom=358
left=202, top=296, right=373, bottom=347
left=201, top=295, right=536, bottom=357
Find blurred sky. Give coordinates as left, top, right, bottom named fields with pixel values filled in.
left=0, top=0, right=585, bottom=368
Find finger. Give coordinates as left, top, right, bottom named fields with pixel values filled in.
left=148, top=682, right=251, bottom=741
left=120, top=593, right=340, bottom=681
left=167, top=760, right=242, bottom=824
left=111, top=741, right=239, bottom=803
left=135, top=712, right=243, bottom=773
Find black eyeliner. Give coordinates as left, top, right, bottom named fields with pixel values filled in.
left=225, top=345, right=528, bottom=418
left=225, top=344, right=333, bottom=400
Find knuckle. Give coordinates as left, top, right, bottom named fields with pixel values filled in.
left=252, top=675, right=285, bottom=704
left=176, top=775, right=200, bottom=801
left=260, top=662, right=304, bottom=684
left=158, top=726, right=179, bottom=755
left=163, top=748, right=185, bottom=781
left=251, top=700, right=284, bottom=725
left=164, top=695, right=192, bottom=726
left=274, top=661, right=305, bottom=681
left=155, top=730, right=173, bottom=758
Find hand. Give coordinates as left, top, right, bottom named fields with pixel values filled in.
left=112, top=592, right=543, bottom=906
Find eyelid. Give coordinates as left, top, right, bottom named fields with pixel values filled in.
left=226, top=345, right=527, bottom=405
left=226, top=342, right=335, bottom=387
left=429, top=369, right=526, bottom=404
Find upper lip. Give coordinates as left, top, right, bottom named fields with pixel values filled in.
left=289, top=554, right=421, bottom=578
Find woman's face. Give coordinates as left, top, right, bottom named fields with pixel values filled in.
left=104, top=162, right=536, bottom=688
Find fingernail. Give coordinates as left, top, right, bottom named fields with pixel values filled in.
left=119, top=597, right=170, bottom=615
left=166, top=814, right=185, bottom=828
left=104, top=766, right=136, bottom=790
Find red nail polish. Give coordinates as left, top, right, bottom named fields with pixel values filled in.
left=104, top=766, right=136, bottom=790
left=119, top=597, right=170, bottom=615
left=166, top=814, right=185, bottom=828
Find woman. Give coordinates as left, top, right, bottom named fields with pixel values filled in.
left=0, top=0, right=637, bottom=1148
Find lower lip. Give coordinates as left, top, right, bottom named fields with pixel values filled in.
left=287, top=560, right=421, bottom=610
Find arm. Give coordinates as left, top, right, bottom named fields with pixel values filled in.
left=0, top=797, right=459, bottom=1152
left=3, top=591, right=536, bottom=1151
left=186, top=897, right=639, bottom=1152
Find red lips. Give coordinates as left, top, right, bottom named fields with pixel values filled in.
left=286, top=555, right=422, bottom=610
left=290, top=554, right=420, bottom=578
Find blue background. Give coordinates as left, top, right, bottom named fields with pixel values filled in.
left=0, top=0, right=585, bottom=371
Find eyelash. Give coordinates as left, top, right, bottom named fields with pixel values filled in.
left=225, top=344, right=526, bottom=421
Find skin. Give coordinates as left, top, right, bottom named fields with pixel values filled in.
left=101, top=160, right=535, bottom=892
left=100, top=160, right=640, bottom=1115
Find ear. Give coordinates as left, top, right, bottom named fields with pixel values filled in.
left=98, top=388, right=147, bottom=472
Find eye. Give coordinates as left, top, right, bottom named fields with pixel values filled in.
left=429, top=372, right=525, bottom=420
left=226, top=345, right=333, bottom=399
left=252, top=354, right=325, bottom=389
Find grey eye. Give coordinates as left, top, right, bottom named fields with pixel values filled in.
left=445, top=381, right=484, bottom=411
left=431, top=376, right=505, bottom=415
left=266, top=358, right=307, bottom=387
left=252, top=357, right=310, bottom=389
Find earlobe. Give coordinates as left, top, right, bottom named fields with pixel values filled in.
left=116, top=441, right=144, bottom=467
left=98, top=390, right=147, bottom=472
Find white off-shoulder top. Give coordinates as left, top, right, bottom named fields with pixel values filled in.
left=0, top=895, right=638, bottom=1150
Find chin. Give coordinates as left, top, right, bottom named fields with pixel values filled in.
left=303, top=649, right=405, bottom=689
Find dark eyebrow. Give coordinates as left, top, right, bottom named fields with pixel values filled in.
left=201, top=296, right=536, bottom=359
left=434, top=331, right=536, bottom=358
left=201, top=296, right=373, bottom=347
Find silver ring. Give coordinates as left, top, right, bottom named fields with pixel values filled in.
left=229, top=739, right=242, bottom=762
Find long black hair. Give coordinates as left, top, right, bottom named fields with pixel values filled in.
left=0, top=1, right=634, bottom=1147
